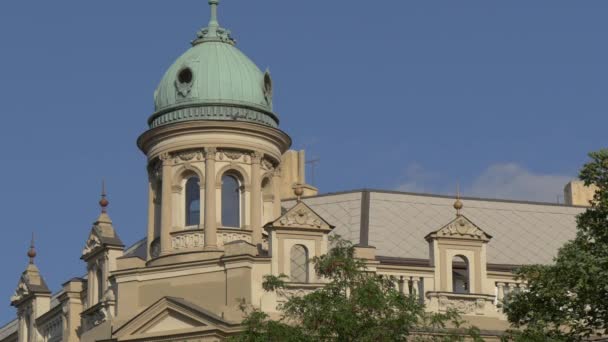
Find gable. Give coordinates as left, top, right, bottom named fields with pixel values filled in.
left=135, top=310, right=205, bottom=334
left=113, top=297, right=238, bottom=341
left=267, top=201, right=334, bottom=231
left=426, top=215, right=492, bottom=242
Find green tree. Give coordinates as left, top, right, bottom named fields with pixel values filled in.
left=504, top=149, right=608, bottom=341
left=232, top=237, right=481, bottom=342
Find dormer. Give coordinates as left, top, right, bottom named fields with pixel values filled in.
left=264, top=196, right=334, bottom=283
left=425, top=214, right=492, bottom=294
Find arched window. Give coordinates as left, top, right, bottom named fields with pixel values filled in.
left=185, top=177, right=200, bottom=226
left=96, top=267, right=104, bottom=302
left=452, top=255, right=469, bottom=294
left=290, top=245, right=309, bottom=283
left=221, top=174, right=240, bottom=228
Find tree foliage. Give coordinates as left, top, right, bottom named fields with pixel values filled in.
left=504, top=149, right=608, bottom=341
left=232, top=236, right=481, bottom=342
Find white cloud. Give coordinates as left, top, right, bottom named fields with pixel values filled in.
left=396, top=162, right=573, bottom=203
left=396, top=162, right=439, bottom=193
left=467, top=163, right=572, bottom=203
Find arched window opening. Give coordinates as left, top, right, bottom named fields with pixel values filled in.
left=185, top=177, right=200, bottom=226
left=96, top=267, right=104, bottom=302
left=452, top=255, right=469, bottom=294
left=290, top=245, right=309, bottom=283
left=221, top=174, right=241, bottom=228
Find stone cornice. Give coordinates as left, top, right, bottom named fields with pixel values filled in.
left=137, top=121, right=291, bottom=161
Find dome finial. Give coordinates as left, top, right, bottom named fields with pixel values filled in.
left=208, top=0, right=220, bottom=34
left=27, top=232, right=37, bottom=264
left=454, top=183, right=463, bottom=216
left=99, top=180, right=109, bottom=213
left=193, top=0, right=234, bottom=45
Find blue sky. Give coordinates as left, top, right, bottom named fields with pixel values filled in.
left=0, top=0, right=607, bottom=324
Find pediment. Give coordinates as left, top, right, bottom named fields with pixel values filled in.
left=135, top=310, right=205, bottom=334
left=266, top=201, right=334, bottom=231
left=113, top=297, right=236, bottom=341
left=426, top=215, right=492, bottom=242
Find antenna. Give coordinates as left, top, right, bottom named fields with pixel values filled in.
left=305, top=158, right=320, bottom=186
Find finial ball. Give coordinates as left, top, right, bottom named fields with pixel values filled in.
left=27, top=247, right=36, bottom=259
left=294, top=184, right=304, bottom=198
left=99, top=197, right=109, bottom=208
left=454, top=199, right=463, bottom=211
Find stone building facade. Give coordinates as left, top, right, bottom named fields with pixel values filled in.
left=0, top=1, right=597, bottom=341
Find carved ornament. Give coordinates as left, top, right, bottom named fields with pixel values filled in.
left=271, top=202, right=333, bottom=231
left=82, top=234, right=102, bottom=257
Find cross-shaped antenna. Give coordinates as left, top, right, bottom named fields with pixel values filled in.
left=305, top=158, right=320, bottom=187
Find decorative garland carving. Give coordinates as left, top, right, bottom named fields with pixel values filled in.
left=439, top=218, right=485, bottom=239
left=279, top=207, right=324, bottom=229
left=261, top=159, right=274, bottom=171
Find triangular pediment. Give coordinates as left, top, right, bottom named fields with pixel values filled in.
left=81, top=229, right=102, bottom=258
left=135, top=309, right=205, bottom=334
left=266, top=201, right=335, bottom=231
left=426, top=215, right=492, bottom=242
left=113, top=297, right=237, bottom=341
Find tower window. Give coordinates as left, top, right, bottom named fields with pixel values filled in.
left=452, top=255, right=470, bottom=294
left=290, top=245, right=309, bottom=283
left=221, top=174, right=240, bottom=228
left=185, top=177, right=200, bottom=226
left=96, top=267, right=104, bottom=302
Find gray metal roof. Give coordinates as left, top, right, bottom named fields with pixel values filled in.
left=293, top=190, right=584, bottom=265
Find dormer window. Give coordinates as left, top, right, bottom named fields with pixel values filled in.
left=452, top=255, right=469, bottom=294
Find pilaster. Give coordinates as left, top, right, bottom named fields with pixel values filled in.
left=160, top=153, right=173, bottom=255
left=250, top=151, right=263, bottom=246
left=204, top=147, right=219, bottom=249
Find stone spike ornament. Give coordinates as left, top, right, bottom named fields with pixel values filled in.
left=28, top=232, right=36, bottom=264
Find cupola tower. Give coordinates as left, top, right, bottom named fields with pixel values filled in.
left=138, top=0, right=291, bottom=265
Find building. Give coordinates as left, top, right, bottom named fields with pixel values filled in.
left=0, top=1, right=597, bottom=341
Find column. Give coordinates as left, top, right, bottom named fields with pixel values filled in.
left=160, top=153, right=173, bottom=255
left=250, top=152, right=263, bottom=246
left=272, top=168, right=282, bottom=220
left=204, top=148, right=218, bottom=249
left=412, top=277, right=420, bottom=299
left=496, top=282, right=505, bottom=307
left=146, top=179, right=155, bottom=259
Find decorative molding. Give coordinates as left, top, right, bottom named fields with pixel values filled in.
left=261, top=158, right=274, bottom=171
left=222, top=150, right=243, bottom=161
left=82, top=234, right=102, bottom=257
left=10, top=280, right=29, bottom=303
left=427, top=292, right=494, bottom=316
left=40, top=313, right=62, bottom=342
left=270, top=202, right=334, bottom=231
left=172, top=231, right=204, bottom=250
left=427, top=216, right=491, bottom=242
left=150, top=238, right=161, bottom=258
left=251, top=151, right=263, bottom=164
left=204, top=147, right=217, bottom=161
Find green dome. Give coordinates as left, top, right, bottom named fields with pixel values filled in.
left=148, top=1, right=277, bottom=129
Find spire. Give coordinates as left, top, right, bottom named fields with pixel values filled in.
left=99, top=180, right=109, bottom=213
left=27, top=233, right=36, bottom=264
left=454, top=183, right=463, bottom=217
